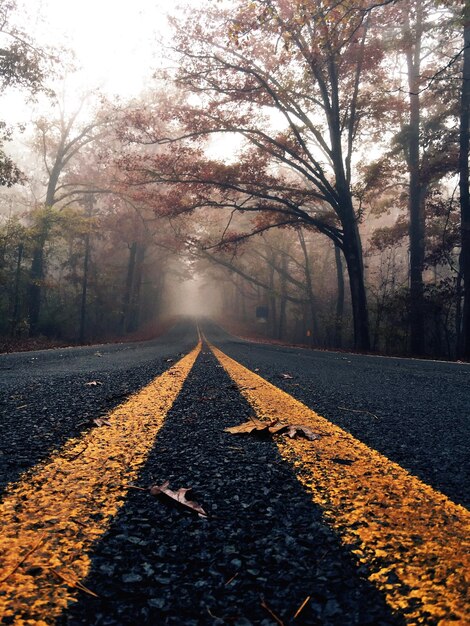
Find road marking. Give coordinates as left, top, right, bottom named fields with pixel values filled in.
left=209, top=343, right=470, bottom=624
left=0, top=341, right=201, bottom=624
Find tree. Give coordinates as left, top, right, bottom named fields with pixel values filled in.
left=27, top=95, right=111, bottom=335
left=122, top=0, right=401, bottom=350
left=396, top=0, right=459, bottom=354
left=0, top=0, right=53, bottom=186
left=459, top=0, right=470, bottom=358
left=401, top=0, right=427, bottom=354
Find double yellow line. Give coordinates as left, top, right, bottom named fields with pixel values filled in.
left=210, top=342, right=470, bottom=624
left=0, top=341, right=201, bottom=624
left=1, top=336, right=469, bottom=625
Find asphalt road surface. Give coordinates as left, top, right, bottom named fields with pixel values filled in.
left=0, top=319, right=468, bottom=626
left=202, top=321, right=470, bottom=509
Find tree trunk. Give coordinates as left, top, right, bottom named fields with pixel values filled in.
left=79, top=198, right=94, bottom=344
left=128, top=244, right=145, bottom=333
left=121, top=241, right=137, bottom=334
left=459, top=0, right=470, bottom=359
left=79, top=231, right=91, bottom=344
left=28, top=235, right=46, bottom=336
left=278, top=252, right=287, bottom=340
left=327, top=66, right=370, bottom=351
left=297, top=229, right=319, bottom=345
left=405, top=2, right=426, bottom=355
left=334, top=243, right=344, bottom=348
left=267, top=262, right=277, bottom=338
left=27, top=159, right=62, bottom=337
left=342, top=216, right=370, bottom=351
left=10, top=242, right=23, bottom=337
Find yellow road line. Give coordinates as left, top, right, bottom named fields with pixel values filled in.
left=209, top=343, right=470, bottom=624
left=0, top=341, right=201, bottom=626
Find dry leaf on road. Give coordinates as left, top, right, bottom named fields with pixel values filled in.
left=149, top=481, right=207, bottom=517
left=225, top=418, right=272, bottom=435
left=283, top=425, right=321, bottom=441
left=92, top=417, right=111, bottom=427
left=225, top=419, right=321, bottom=441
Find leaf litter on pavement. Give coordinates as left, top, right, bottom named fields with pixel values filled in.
left=92, top=417, right=111, bottom=427
left=225, top=418, right=322, bottom=441
left=149, top=481, right=208, bottom=517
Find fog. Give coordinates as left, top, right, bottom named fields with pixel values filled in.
left=165, top=277, right=224, bottom=320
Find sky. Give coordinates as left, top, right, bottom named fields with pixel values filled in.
left=2, top=0, right=206, bottom=126
left=0, top=0, right=245, bottom=192
left=26, top=0, right=172, bottom=95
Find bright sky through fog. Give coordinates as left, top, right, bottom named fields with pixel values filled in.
left=4, top=0, right=241, bottom=161
left=25, top=0, right=173, bottom=97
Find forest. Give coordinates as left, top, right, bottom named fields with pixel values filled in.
left=0, top=0, right=469, bottom=360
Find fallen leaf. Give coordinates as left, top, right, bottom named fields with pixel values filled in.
left=226, top=419, right=322, bottom=442
left=92, top=417, right=111, bottom=427
left=149, top=481, right=207, bottom=517
left=268, top=422, right=288, bottom=435
left=283, top=425, right=321, bottom=441
left=225, top=418, right=273, bottom=435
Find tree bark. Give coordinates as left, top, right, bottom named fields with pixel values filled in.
left=405, top=2, right=426, bottom=355
left=121, top=241, right=137, bottom=334
left=334, top=243, right=344, bottom=348
left=79, top=196, right=94, bottom=344
left=128, top=244, right=145, bottom=333
left=341, top=214, right=370, bottom=351
left=27, top=148, right=63, bottom=336
left=459, top=0, right=470, bottom=359
left=278, top=252, right=287, bottom=340
left=10, top=242, right=24, bottom=337
left=79, top=231, right=91, bottom=344
left=267, top=261, right=277, bottom=338
left=28, top=226, right=47, bottom=336
left=297, top=229, right=319, bottom=345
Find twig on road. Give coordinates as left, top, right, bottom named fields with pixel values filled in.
left=225, top=572, right=239, bottom=586
left=293, top=595, right=311, bottom=619
left=0, top=532, right=46, bottom=582
left=261, top=596, right=285, bottom=626
left=338, top=406, right=380, bottom=420
left=50, top=568, right=99, bottom=597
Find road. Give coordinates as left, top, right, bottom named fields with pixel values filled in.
left=0, top=319, right=468, bottom=625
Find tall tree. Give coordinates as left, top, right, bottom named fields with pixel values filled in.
left=0, top=0, right=53, bottom=186
left=403, top=0, right=427, bottom=354
left=459, top=0, right=470, bottom=358
left=28, top=96, right=110, bottom=335
left=125, top=0, right=394, bottom=350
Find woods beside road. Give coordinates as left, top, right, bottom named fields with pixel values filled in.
left=2, top=0, right=470, bottom=363
left=1, top=0, right=469, bottom=619
left=0, top=320, right=468, bottom=625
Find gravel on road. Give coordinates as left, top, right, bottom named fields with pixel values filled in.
left=202, top=323, right=470, bottom=509
left=64, top=346, right=401, bottom=626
